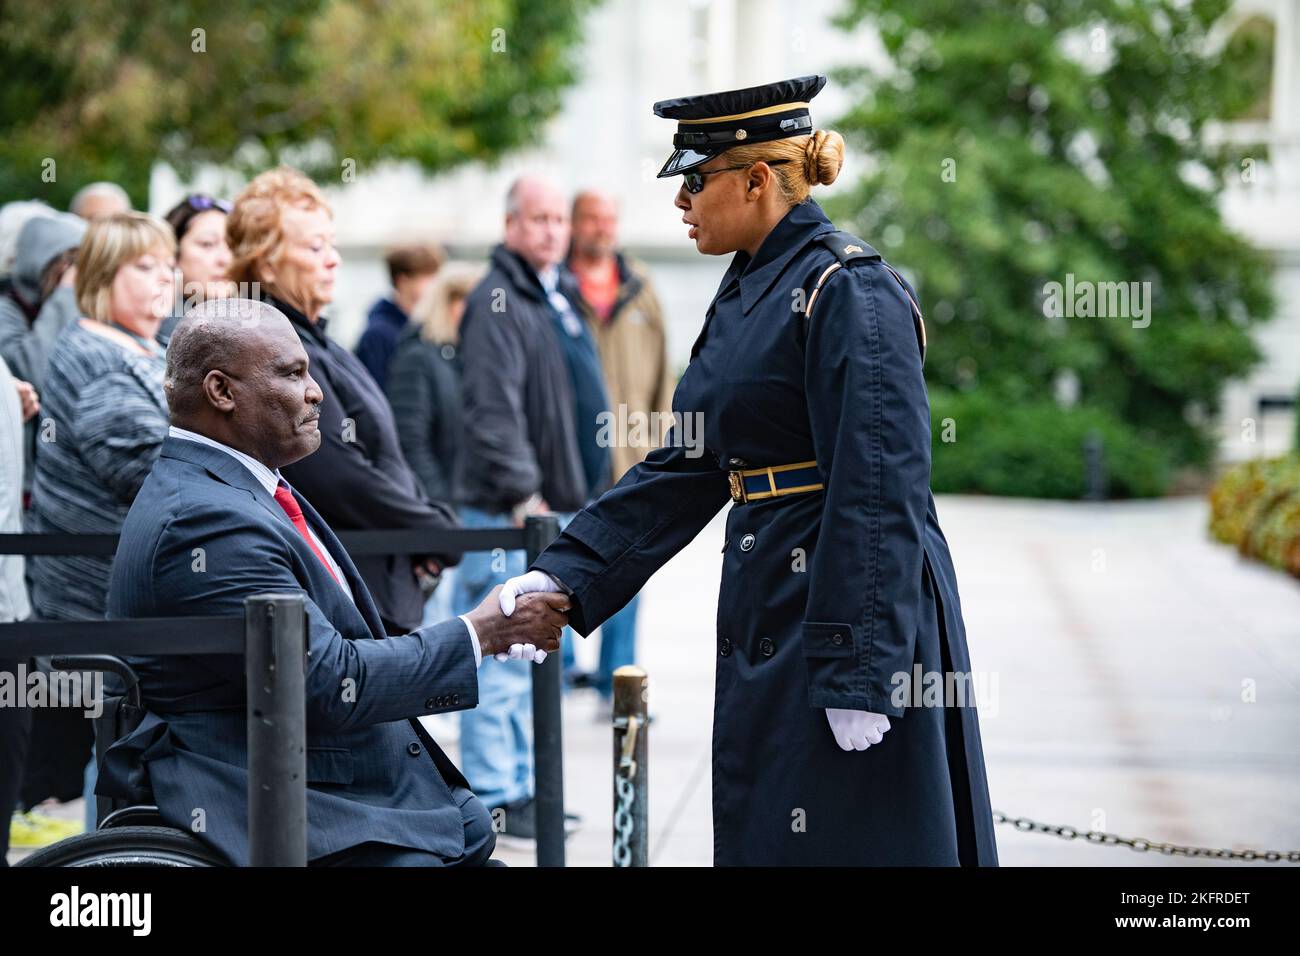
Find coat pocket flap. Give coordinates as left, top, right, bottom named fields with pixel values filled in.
left=803, top=622, right=855, bottom=657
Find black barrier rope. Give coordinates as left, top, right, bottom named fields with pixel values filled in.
left=0, top=616, right=244, bottom=657
left=0, top=527, right=533, bottom=557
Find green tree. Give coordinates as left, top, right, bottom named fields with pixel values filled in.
left=0, top=0, right=597, bottom=207
left=827, top=0, right=1276, bottom=496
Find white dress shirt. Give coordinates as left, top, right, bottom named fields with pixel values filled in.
left=168, top=426, right=481, bottom=666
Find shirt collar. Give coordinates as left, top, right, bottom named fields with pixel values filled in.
left=735, top=200, right=836, bottom=315
left=168, top=426, right=282, bottom=496
left=536, top=264, right=559, bottom=293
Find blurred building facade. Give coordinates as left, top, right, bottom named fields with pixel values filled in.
left=1211, top=0, right=1300, bottom=460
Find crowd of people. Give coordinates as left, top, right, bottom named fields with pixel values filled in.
left=0, top=167, right=675, bottom=861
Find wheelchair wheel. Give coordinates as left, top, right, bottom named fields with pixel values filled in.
left=15, top=826, right=230, bottom=867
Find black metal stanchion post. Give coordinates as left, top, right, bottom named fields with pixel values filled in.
left=525, top=514, right=565, bottom=867
left=612, top=665, right=648, bottom=867
left=245, top=593, right=308, bottom=867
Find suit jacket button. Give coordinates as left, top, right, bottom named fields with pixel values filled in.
left=407, top=742, right=422, bottom=756
left=739, top=533, right=755, bottom=551
left=832, top=633, right=844, bottom=646
left=719, top=637, right=732, bottom=657
left=759, top=638, right=775, bottom=657
left=452, top=693, right=460, bottom=705
left=425, top=697, right=436, bottom=709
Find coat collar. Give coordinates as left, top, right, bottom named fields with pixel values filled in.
left=264, top=293, right=331, bottom=344
left=733, top=200, right=837, bottom=315
left=161, top=434, right=270, bottom=500
left=491, top=244, right=584, bottom=308
left=490, top=244, right=547, bottom=303
left=566, top=251, right=646, bottom=322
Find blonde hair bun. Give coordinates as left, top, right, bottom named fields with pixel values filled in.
left=803, top=130, right=845, bottom=187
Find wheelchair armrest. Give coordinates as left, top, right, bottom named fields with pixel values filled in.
left=50, top=654, right=141, bottom=707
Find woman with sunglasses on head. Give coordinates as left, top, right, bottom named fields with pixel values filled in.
left=501, top=75, right=999, bottom=865
left=158, top=194, right=234, bottom=345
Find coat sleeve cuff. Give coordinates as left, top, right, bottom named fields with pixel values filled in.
left=802, top=620, right=905, bottom=717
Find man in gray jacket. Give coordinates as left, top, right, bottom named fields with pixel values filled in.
left=0, top=212, right=85, bottom=495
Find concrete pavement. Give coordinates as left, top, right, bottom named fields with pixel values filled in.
left=10, top=496, right=1298, bottom=866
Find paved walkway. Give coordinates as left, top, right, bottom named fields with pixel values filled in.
left=496, top=496, right=1300, bottom=866
left=10, top=496, right=1299, bottom=866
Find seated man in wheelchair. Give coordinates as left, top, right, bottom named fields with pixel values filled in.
left=97, top=298, right=568, bottom=867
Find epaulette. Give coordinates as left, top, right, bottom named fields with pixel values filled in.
left=804, top=231, right=926, bottom=364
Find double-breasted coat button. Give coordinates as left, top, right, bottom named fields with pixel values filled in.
left=720, top=637, right=732, bottom=657
left=407, top=742, right=422, bottom=756
left=425, top=697, right=436, bottom=709
left=740, top=533, right=755, bottom=551
left=831, top=632, right=845, bottom=646
left=759, top=638, right=775, bottom=657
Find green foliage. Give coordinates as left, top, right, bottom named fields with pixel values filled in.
left=1209, top=456, right=1300, bottom=578
left=827, top=0, right=1277, bottom=493
left=929, top=388, right=1168, bottom=498
left=0, top=0, right=598, bottom=207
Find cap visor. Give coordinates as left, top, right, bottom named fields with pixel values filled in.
left=657, top=148, right=713, bottom=178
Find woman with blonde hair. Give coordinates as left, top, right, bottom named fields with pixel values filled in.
left=501, top=76, right=999, bottom=865
left=21, top=212, right=174, bottom=825
left=28, top=211, right=174, bottom=620
left=226, top=166, right=458, bottom=634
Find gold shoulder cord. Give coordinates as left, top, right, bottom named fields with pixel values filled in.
left=804, top=263, right=927, bottom=364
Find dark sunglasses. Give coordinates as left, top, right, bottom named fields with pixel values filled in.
left=681, top=159, right=790, bottom=194
left=187, top=194, right=232, bottom=214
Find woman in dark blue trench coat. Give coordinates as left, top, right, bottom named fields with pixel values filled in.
left=504, top=76, right=999, bottom=866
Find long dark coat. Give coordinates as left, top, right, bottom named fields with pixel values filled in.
left=531, top=199, right=999, bottom=865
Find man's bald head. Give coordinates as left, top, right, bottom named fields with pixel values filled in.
left=165, top=297, right=323, bottom=468
left=165, top=298, right=294, bottom=418
left=504, top=175, right=569, bottom=272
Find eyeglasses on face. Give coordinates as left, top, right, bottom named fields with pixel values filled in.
left=681, top=159, right=790, bottom=194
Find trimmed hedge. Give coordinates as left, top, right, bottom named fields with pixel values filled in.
left=928, top=390, right=1171, bottom=499
left=1209, top=456, right=1300, bottom=578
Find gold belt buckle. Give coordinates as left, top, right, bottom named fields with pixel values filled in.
left=727, top=470, right=747, bottom=504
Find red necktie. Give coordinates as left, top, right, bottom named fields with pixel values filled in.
left=273, top=481, right=341, bottom=584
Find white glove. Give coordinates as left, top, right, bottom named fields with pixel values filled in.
left=496, top=569, right=567, bottom=664
left=825, top=708, right=892, bottom=751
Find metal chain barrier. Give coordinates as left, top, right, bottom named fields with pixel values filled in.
left=994, top=810, right=1300, bottom=862
left=612, top=667, right=648, bottom=867
left=613, top=715, right=639, bottom=867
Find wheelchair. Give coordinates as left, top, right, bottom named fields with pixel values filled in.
left=16, top=655, right=228, bottom=867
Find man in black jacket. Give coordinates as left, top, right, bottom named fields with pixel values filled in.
left=453, top=175, right=610, bottom=840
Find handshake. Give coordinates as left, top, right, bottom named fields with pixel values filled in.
left=462, top=570, right=571, bottom=664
